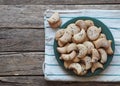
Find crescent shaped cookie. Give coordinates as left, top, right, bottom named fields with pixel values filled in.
left=83, top=41, right=94, bottom=54
left=75, top=20, right=87, bottom=31
left=67, top=23, right=80, bottom=35
left=87, top=26, right=101, bottom=41
left=77, top=44, right=87, bottom=58
left=72, top=29, right=86, bottom=43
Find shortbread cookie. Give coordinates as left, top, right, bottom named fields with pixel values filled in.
left=49, top=19, right=62, bottom=29
left=55, top=29, right=65, bottom=40
left=98, top=48, right=107, bottom=64
left=69, top=63, right=82, bottom=75
left=93, top=38, right=110, bottom=49
left=87, top=26, right=101, bottom=41
left=77, top=44, right=87, bottom=58
left=59, top=29, right=72, bottom=44
left=72, top=29, right=86, bottom=43
left=48, top=12, right=62, bottom=28
left=81, top=56, right=92, bottom=70
left=91, top=49, right=100, bottom=63
left=66, top=23, right=80, bottom=35
left=64, top=61, right=73, bottom=69
left=61, top=51, right=76, bottom=61
left=99, top=33, right=106, bottom=39
left=106, top=40, right=113, bottom=55
left=85, top=20, right=94, bottom=28
left=57, top=43, right=69, bottom=54
left=80, top=64, right=87, bottom=75
left=58, top=40, right=64, bottom=47
left=83, top=41, right=94, bottom=54
left=91, top=62, right=104, bottom=73
left=72, top=57, right=81, bottom=63
left=66, top=43, right=77, bottom=53
left=75, top=20, right=87, bottom=31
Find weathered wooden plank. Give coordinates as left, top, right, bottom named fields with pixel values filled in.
left=0, top=28, right=44, bottom=51
left=0, top=5, right=120, bottom=28
left=0, top=0, right=119, bottom=5
left=0, top=52, right=44, bottom=75
left=0, top=51, right=120, bottom=76
left=0, top=76, right=119, bottom=86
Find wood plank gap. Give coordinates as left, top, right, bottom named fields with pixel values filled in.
left=0, top=50, right=45, bottom=52
left=55, top=3, right=120, bottom=5
left=0, top=26, right=45, bottom=29
left=0, top=75, right=43, bottom=77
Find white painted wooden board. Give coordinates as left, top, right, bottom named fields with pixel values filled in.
left=44, top=10, right=120, bottom=81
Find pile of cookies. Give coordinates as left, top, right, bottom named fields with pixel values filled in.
left=48, top=12, right=113, bottom=76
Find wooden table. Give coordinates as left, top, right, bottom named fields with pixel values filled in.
left=0, top=1, right=120, bottom=86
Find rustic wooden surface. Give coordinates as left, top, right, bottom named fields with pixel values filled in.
left=0, top=0, right=119, bottom=5
left=0, top=5, right=120, bottom=28
left=0, top=5, right=120, bottom=86
left=0, top=28, right=44, bottom=51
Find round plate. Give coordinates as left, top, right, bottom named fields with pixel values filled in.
left=54, top=17, right=115, bottom=76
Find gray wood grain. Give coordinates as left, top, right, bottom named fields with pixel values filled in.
left=0, top=52, right=44, bottom=75
left=0, top=5, right=120, bottom=28
left=0, top=28, right=44, bottom=51
left=0, top=0, right=119, bottom=5
left=0, top=5, right=120, bottom=85
left=0, top=76, right=119, bottom=86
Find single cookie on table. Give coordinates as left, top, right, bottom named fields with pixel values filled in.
left=87, top=26, right=101, bottom=41
left=66, top=23, right=80, bottom=35
left=75, top=20, right=87, bottom=31
left=47, top=12, right=62, bottom=29
left=77, top=44, right=87, bottom=59
left=83, top=41, right=94, bottom=54
left=72, top=29, right=86, bottom=43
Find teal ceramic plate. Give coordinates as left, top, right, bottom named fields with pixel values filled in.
left=54, top=17, right=115, bottom=76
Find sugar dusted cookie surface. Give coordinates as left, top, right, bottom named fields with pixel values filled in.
left=85, top=20, right=94, bottom=28
left=77, top=44, right=87, bottom=59
left=59, top=29, right=72, bottom=44
left=83, top=41, right=94, bottom=54
left=55, top=29, right=65, bottom=40
left=93, top=38, right=109, bottom=49
left=75, top=20, right=87, bottom=31
left=67, top=23, right=80, bottom=35
left=72, top=29, right=86, bottom=43
left=87, top=26, right=101, bottom=41
left=48, top=12, right=62, bottom=29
